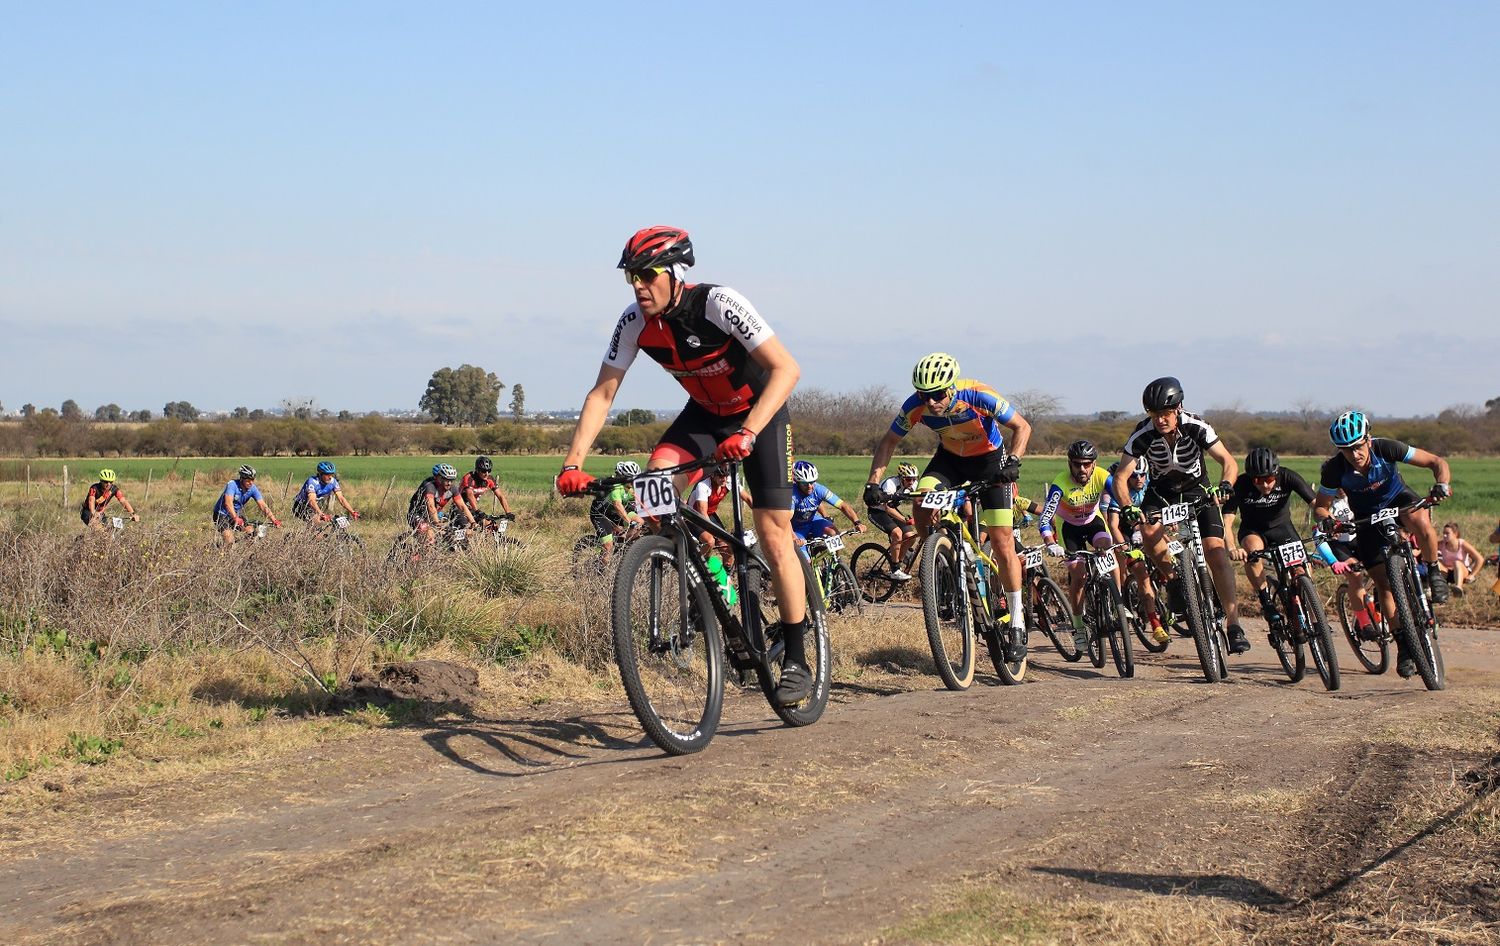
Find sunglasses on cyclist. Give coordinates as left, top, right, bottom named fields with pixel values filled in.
left=624, top=266, right=669, bottom=285
left=914, top=389, right=951, bottom=404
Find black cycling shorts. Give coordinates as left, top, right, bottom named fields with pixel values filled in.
left=921, top=449, right=1013, bottom=526
left=1353, top=485, right=1423, bottom=567
left=1142, top=481, right=1225, bottom=541
left=868, top=507, right=907, bottom=535
left=654, top=399, right=793, bottom=510
left=1062, top=516, right=1111, bottom=553
left=1237, top=522, right=1302, bottom=549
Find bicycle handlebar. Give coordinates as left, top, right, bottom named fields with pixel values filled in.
left=578, top=456, right=729, bottom=495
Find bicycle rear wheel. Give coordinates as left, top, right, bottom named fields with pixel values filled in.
left=611, top=536, right=724, bottom=755
left=1293, top=574, right=1339, bottom=691
left=750, top=555, right=832, bottom=727
left=851, top=542, right=900, bottom=603
left=1031, top=576, right=1081, bottom=662
left=984, top=571, right=1028, bottom=685
left=826, top=562, right=863, bottom=615
left=1122, top=574, right=1165, bottom=654
left=920, top=531, right=976, bottom=690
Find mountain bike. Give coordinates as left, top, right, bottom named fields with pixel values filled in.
left=315, top=514, right=364, bottom=553
left=1323, top=560, right=1392, bottom=675
left=470, top=511, right=521, bottom=549
left=1246, top=539, right=1340, bottom=690
left=1141, top=495, right=1229, bottom=683
left=1118, top=548, right=1171, bottom=654
left=1019, top=542, right=1080, bottom=662
left=571, top=520, right=645, bottom=574
left=916, top=483, right=1027, bottom=690
left=1334, top=499, right=1444, bottom=691
left=578, top=458, right=830, bottom=755
left=804, top=529, right=863, bottom=615
left=1066, top=545, right=1134, bottom=678
left=850, top=538, right=917, bottom=604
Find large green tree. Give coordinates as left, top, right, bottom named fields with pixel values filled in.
left=420, top=365, right=505, bottom=426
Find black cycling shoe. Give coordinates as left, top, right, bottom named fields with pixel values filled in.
left=773, top=661, right=813, bottom=706
left=1397, top=656, right=1417, bottom=679
left=1228, top=624, right=1251, bottom=655
left=1428, top=571, right=1451, bottom=604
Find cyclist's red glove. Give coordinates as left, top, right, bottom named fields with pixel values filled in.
left=557, top=466, right=595, bottom=496
left=714, top=428, right=757, bottom=462
left=272, top=518, right=283, bottom=528
left=319, top=514, right=332, bottom=522
left=1331, top=560, right=1354, bottom=575
left=233, top=516, right=245, bottom=528
left=350, top=511, right=361, bottom=519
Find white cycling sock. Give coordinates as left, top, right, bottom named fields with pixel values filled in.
left=1007, top=591, right=1024, bottom=630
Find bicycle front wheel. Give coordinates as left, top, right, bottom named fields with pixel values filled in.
left=1293, top=574, right=1339, bottom=691
left=827, top=562, right=863, bottom=615
left=1387, top=555, right=1443, bottom=691
left=1177, top=566, right=1223, bottom=683
left=920, top=531, right=976, bottom=690
left=851, top=542, right=900, bottom=603
left=1266, top=579, right=1305, bottom=683
left=611, top=536, right=725, bottom=755
left=1103, top=579, right=1134, bottom=679
left=1336, top=585, right=1388, bottom=675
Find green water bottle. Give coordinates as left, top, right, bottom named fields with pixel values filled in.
left=706, top=554, right=738, bottom=606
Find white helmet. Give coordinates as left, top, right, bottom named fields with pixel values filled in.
left=792, top=460, right=819, bottom=483
left=615, top=460, right=642, bottom=478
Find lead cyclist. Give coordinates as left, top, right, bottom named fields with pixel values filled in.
left=554, top=226, right=813, bottom=707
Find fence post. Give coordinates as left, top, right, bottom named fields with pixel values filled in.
left=377, top=474, right=397, bottom=513
left=188, top=469, right=198, bottom=504
left=62, top=465, right=69, bottom=509
left=26, top=464, right=31, bottom=498
left=283, top=471, right=295, bottom=501
left=144, top=468, right=153, bottom=506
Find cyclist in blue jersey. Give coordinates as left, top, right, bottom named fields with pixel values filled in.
left=214, top=465, right=281, bottom=544
left=790, top=461, right=865, bottom=556
left=292, top=461, right=361, bottom=523
left=1311, top=411, right=1452, bottom=676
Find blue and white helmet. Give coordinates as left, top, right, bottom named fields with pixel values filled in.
left=615, top=460, right=641, bottom=478
left=1329, top=410, right=1369, bottom=447
left=433, top=463, right=458, bottom=480
left=316, top=461, right=336, bottom=475
left=792, top=460, right=819, bottom=484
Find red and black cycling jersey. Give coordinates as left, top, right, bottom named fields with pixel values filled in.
left=459, top=472, right=499, bottom=500
left=602, top=284, right=774, bottom=417
left=81, top=482, right=123, bottom=514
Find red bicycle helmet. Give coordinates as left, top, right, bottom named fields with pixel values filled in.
left=618, top=226, right=695, bottom=271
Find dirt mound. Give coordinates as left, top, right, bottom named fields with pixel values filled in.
left=335, top=660, right=480, bottom=715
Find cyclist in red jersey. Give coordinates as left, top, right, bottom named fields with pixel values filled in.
left=80, top=469, right=140, bottom=529
left=556, top=226, right=812, bottom=706
left=691, top=464, right=754, bottom=554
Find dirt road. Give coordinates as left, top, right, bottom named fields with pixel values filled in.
left=4, top=620, right=1498, bottom=945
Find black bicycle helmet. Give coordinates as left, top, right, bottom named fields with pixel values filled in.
left=618, top=226, right=695, bottom=271
left=1066, top=439, right=1098, bottom=462
left=1245, top=446, right=1280, bottom=478
left=1142, top=376, right=1185, bottom=411
left=475, top=455, right=493, bottom=473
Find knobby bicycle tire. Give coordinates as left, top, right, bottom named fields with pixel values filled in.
left=1335, top=585, right=1389, bottom=674
left=1266, top=578, right=1305, bottom=683
left=1386, top=554, right=1443, bottom=691
left=920, top=531, right=976, bottom=690
left=1294, top=573, right=1340, bottom=691
left=1176, top=561, right=1222, bottom=683
left=1102, top=578, right=1134, bottom=678
left=1122, top=573, right=1165, bottom=654
left=751, top=554, right=832, bottom=727
left=1086, top=582, right=1106, bottom=669
left=985, top=568, right=1028, bottom=685
left=828, top=562, right=863, bottom=615
left=1032, top=575, right=1081, bottom=662
left=611, top=536, right=725, bottom=755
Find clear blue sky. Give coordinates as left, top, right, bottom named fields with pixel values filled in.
left=3, top=2, right=1496, bottom=420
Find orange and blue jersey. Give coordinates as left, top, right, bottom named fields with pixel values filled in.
left=890, top=379, right=1015, bottom=458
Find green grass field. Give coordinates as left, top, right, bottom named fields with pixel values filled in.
left=6, top=454, right=1500, bottom=520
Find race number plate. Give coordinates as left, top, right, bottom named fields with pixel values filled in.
left=1023, top=548, right=1044, bottom=570
left=1276, top=541, right=1307, bottom=567
left=254, top=523, right=269, bottom=539
left=495, top=518, right=509, bottom=535
left=633, top=473, right=678, bottom=517
left=1371, top=507, right=1399, bottom=525
left=920, top=489, right=960, bottom=511
left=1160, top=503, right=1191, bottom=526
left=334, top=516, right=350, bottom=529
left=109, top=516, right=124, bottom=530
left=824, top=534, right=845, bottom=552
left=1092, top=549, right=1118, bottom=576
left=450, top=528, right=467, bottom=543
left=1167, top=539, right=1185, bottom=556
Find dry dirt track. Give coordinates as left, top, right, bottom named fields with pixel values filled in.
left=3, top=620, right=1498, bottom=946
